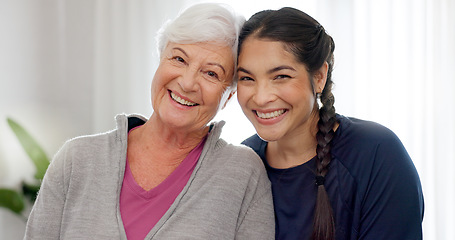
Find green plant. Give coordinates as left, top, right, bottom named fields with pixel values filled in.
left=0, top=118, right=50, bottom=219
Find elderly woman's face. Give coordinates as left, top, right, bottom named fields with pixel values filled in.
left=151, top=42, right=234, bottom=131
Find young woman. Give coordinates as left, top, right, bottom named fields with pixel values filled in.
left=236, top=7, right=424, bottom=240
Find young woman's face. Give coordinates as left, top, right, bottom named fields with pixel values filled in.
left=151, top=42, right=234, bottom=132
left=237, top=38, right=324, bottom=142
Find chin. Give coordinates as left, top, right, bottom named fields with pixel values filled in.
left=256, top=131, right=282, bottom=142
left=250, top=122, right=283, bottom=142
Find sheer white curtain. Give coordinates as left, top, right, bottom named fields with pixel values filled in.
left=316, top=1, right=455, bottom=239
left=0, top=0, right=453, bottom=239
left=0, top=0, right=184, bottom=238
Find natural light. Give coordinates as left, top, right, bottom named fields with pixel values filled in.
left=1, top=0, right=454, bottom=239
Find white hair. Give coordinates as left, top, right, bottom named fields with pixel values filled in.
left=156, top=3, right=245, bottom=71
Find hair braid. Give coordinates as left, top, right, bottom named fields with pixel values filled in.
left=312, top=34, right=336, bottom=240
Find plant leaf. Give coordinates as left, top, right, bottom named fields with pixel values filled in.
left=7, top=118, right=50, bottom=180
left=0, top=189, right=25, bottom=214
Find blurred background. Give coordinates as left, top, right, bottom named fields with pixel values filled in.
left=1, top=0, right=454, bottom=239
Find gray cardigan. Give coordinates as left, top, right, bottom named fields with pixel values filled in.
left=24, top=114, right=274, bottom=239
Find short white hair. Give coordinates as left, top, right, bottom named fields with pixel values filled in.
left=156, top=3, right=245, bottom=69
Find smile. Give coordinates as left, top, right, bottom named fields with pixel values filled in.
left=170, top=91, right=198, bottom=106
left=255, top=109, right=286, bottom=119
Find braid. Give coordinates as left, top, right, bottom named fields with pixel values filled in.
left=316, top=83, right=336, bottom=176
left=312, top=36, right=336, bottom=240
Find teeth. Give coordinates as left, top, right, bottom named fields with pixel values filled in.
left=170, top=92, right=197, bottom=106
left=256, top=110, right=285, bottom=119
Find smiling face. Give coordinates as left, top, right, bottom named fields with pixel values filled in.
left=237, top=38, right=326, bottom=142
left=151, top=42, right=234, bottom=132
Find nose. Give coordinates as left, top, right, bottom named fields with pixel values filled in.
left=178, top=68, right=200, bottom=92
left=252, top=81, right=277, bottom=106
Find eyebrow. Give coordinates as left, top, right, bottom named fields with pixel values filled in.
left=173, top=47, right=226, bottom=74
left=173, top=47, right=189, bottom=58
left=208, top=63, right=226, bottom=75
left=237, top=65, right=296, bottom=75
left=267, top=65, right=296, bottom=74
left=237, top=67, right=251, bottom=74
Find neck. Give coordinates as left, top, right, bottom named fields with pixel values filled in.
left=129, top=113, right=209, bottom=164
left=266, top=111, right=319, bottom=169
left=146, top=113, right=209, bottom=149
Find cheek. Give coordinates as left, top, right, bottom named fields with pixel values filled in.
left=236, top=85, right=249, bottom=106
left=205, top=84, right=228, bottom=109
left=151, top=66, right=173, bottom=93
left=290, top=81, right=314, bottom=98
left=290, top=88, right=316, bottom=112
left=150, top=69, right=170, bottom=105
left=150, top=74, right=162, bottom=99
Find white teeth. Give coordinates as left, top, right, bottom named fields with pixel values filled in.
left=256, top=110, right=285, bottom=119
left=170, top=92, right=197, bottom=106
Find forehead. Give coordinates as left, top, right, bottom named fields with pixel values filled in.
left=165, top=42, right=234, bottom=64
left=239, top=38, right=297, bottom=63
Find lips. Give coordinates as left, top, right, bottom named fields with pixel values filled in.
left=254, top=109, right=286, bottom=119
left=170, top=91, right=198, bottom=106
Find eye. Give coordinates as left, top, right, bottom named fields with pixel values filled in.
left=171, top=56, right=186, bottom=64
left=202, top=66, right=224, bottom=82
left=274, top=74, right=291, bottom=80
left=207, top=71, right=219, bottom=79
left=239, top=76, right=254, bottom=81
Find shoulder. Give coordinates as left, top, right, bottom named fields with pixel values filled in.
left=203, top=131, right=268, bottom=180
left=335, top=114, right=409, bottom=157
left=49, top=113, right=132, bottom=169
left=57, top=113, right=141, bottom=158
left=215, top=139, right=266, bottom=170
left=333, top=116, right=423, bottom=235
left=58, top=130, right=117, bottom=157
left=336, top=115, right=400, bottom=145
left=46, top=130, right=120, bottom=182
left=242, top=134, right=264, bottom=149
left=333, top=115, right=409, bottom=163
left=241, top=134, right=267, bottom=161
left=206, top=121, right=265, bottom=170
left=202, top=122, right=270, bottom=193
left=333, top=115, right=420, bottom=189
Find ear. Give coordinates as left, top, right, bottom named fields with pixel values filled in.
left=221, top=90, right=236, bottom=110
left=314, top=62, right=328, bottom=93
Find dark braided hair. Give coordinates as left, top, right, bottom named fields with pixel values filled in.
left=238, top=7, right=336, bottom=240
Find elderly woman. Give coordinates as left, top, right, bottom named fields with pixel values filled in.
left=24, top=3, right=274, bottom=240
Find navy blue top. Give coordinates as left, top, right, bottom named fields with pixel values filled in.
left=242, top=115, right=424, bottom=240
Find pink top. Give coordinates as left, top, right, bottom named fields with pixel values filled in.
left=120, top=136, right=207, bottom=240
